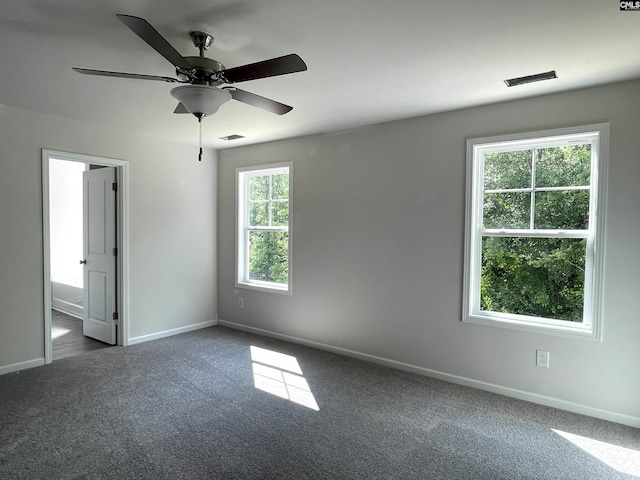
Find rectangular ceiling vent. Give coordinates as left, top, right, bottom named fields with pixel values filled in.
left=220, top=134, right=245, bottom=141
left=504, top=70, right=557, bottom=87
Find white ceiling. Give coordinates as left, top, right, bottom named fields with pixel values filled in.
left=2, top=1, right=639, bottom=149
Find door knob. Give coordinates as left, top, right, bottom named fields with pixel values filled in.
left=80, top=259, right=87, bottom=264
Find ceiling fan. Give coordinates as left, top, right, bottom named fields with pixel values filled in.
left=73, top=14, right=307, bottom=157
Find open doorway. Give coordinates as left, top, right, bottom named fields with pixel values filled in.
left=42, top=150, right=129, bottom=363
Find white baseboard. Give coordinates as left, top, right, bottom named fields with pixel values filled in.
left=128, top=320, right=218, bottom=345
left=0, top=358, right=45, bottom=376
left=52, top=303, right=83, bottom=319
left=1, top=320, right=219, bottom=376
left=217, top=319, right=640, bottom=429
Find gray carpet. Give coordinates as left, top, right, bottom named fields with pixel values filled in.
left=0, top=326, right=638, bottom=479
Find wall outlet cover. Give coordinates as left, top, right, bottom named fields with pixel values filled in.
left=536, top=350, right=550, bottom=368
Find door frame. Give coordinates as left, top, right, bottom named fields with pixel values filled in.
left=42, top=149, right=130, bottom=363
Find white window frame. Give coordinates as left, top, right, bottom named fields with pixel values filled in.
left=463, top=124, right=609, bottom=341
left=236, top=162, right=293, bottom=295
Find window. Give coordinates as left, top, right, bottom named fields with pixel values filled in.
left=463, top=124, right=608, bottom=340
left=237, top=163, right=292, bottom=294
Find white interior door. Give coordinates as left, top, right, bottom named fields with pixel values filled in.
left=82, top=167, right=117, bottom=344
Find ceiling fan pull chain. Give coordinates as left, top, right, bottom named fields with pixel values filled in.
left=198, top=117, right=203, bottom=162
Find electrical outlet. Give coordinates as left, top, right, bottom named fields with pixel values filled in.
left=536, top=350, right=550, bottom=368
left=238, top=297, right=244, bottom=309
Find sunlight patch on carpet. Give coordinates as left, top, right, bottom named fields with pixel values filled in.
left=251, top=345, right=319, bottom=411
left=553, top=429, right=640, bottom=476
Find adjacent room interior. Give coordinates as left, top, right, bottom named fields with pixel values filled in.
left=1, top=1, right=639, bottom=478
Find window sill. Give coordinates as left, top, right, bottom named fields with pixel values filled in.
left=463, top=313, right=601, bottom=342
left=236, top=281, right=292, bottom=296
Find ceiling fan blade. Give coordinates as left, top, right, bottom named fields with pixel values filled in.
left=225, top=88, right=293, bottom=115
left=73, top=67, right=178, bottom=83
left=173, top=102, right=190, bottom=114
left=116, top=14, right=193, bottom=71
left=220, top=54, right=307, bottom=84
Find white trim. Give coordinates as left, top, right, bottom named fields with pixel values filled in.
left=42, top=160, right=53, bottom=363
left=128, top=320, right=218, bottom=345
left=0, top=358, right=45, bottom=376
left=462, top=124, right=609, bottom=341
left=217, top=319, right=639, bottom=429
left=42, top=149, right=131, bottom=361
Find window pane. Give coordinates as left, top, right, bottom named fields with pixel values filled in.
left=271, top=173, right=289, bottom=200
left=249, top=231, right=289, bottom=284
left=483, top=192, right=530, bottom=229
left=480, top=236, right=586, bottom=321
left=249, top=175, right=269, bottom=201
left=536, top=145, right=591, bottom=187
left=484, top=150, right=532, bottom=190
left=271, top=201, right=289, bottom=226
left=249, top=202, right=269, bottom=227
left=534, top=190, right=589, bottom=230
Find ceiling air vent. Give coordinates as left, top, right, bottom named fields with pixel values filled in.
left=219, top=134, right=245, bottom=141
left=504, top=70, right=557, bottom=87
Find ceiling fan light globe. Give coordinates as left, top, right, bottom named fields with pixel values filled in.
left=170, top=85, right=231, bottom=116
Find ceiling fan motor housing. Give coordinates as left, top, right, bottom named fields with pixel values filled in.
left=180, top=56, right=226, bottom=85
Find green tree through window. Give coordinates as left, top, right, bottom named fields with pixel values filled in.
left=481, top=145, right=591, bottom=321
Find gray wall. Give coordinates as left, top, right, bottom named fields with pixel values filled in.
left=218, top=80, right=640, bottom=422
left=0, top=104, right=217, bottom=368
